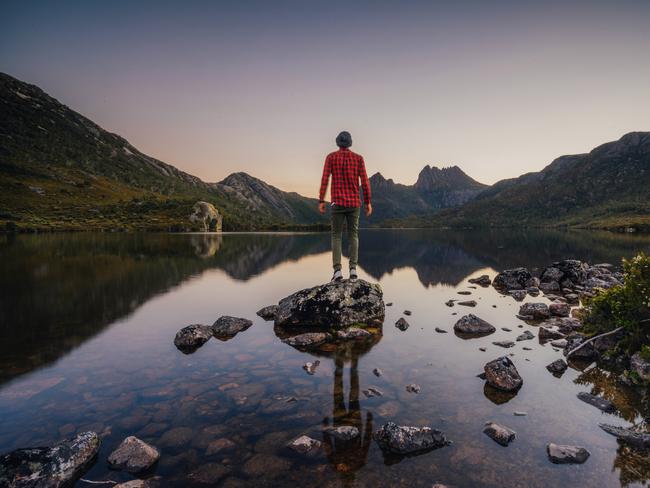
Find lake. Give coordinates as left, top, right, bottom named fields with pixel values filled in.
left=1, top=229, right=650, bottom=487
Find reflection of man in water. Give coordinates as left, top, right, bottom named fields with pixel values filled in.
left=319, top=131, right=373, bottom=282
left=322, top=353, right=373, bottom=485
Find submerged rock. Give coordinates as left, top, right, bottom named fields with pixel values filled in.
left=336, top=327, right=372, bottom=340
left=107, top=436, right=160, bottom=473
left=0, top=432, right=100, bottom=487
left=518, top=303, right=550, bottom=320
left=577, top=392, right=616, bottom=413
left=287, top=435, right=321, bottom=455
left=374, top=422, right=449, bottom=455
left=483, top=422, right=516, bottom=446
left=493, top=268, right=532, bottom=291
left=256, top=305, right=279, bottom=321
left=546, top=359, right=568, bottom=376
left=547, top=443, right=590, bottom=464
left=395, top=317, right=410, bottom=331
left=484, top=357, right=523, bottom=392
left=599, top=424, right=650, bottom=449
left=174, top=324, right=213, bottom=352
left=372, top=368, right=383, bottom=377
left=453, top=314, right=496, bottom=336
left=325, top=426, right=360, bottom=441
left=274, top=279, right=385, bottom=329
left=283, top=332, right=330, bottom=348
left=302, top=360, right=320, bottom=375
left=405, top=384, right=421, bottom=394
left=362, top=387, right=384, bottom=398
left=212, top=316, right=253, bottom=340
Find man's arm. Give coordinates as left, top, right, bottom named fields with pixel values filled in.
left=318, top=155, right=331, bottom=213
left=359, top=156, right=372, bottom=216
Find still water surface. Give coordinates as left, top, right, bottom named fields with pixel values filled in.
left=1, top=230, right=650, bottom=487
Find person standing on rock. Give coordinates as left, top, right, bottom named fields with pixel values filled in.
left=319, top=131, right=373, bottom=281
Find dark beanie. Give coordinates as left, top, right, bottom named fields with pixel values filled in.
left=336, top=131, right=352, bottom=148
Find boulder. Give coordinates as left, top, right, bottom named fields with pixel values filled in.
left=493, top=268, right=532, bottom=291
left=599, top=424, right=650, bottom=449
left=107, top=436, right=160, bottom=473
left=630, top=352, right=650, bottom=382
left=174, top=324, right=213, bottom=352
left=469, top=275, right=491, bottom=286
left=547, top=443, right=590, bottom=464
left=577, top=392, right=616, bottom=413
left=538, top=327, right=565, bottom=343
left=518, top=303, right=550, bottom=320
left=484, top=357, right=523, bottom=392
left=453, top=314, right=496, bottom=336
left=549, top=302, right=571, bottom=317
left=283, top=332, right=330, bottom=348
left=374, top=422, right=449, bottom=455
left=0, top=432, right=100, bottom=487
left=274, top=279, right=384, bottom=329
left=256, top=305, right=278, bottom=321
left=483, top=422, right=516, bottom=446
left=287, top=435, right=321, bottom=456
left=546, top=359, right=568, bottom=376
left=212, top=316, right=253, bottom=340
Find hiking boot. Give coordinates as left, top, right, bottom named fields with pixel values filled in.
left=331, top=269, right=343, bottom=282
left=349, top=267, right=358, bottom=280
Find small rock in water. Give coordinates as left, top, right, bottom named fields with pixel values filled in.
left=435, top=327, right=448, bottom=333
left=458, top=300, right=477, bottom=307
left=108, top=436, right=160, bottom=473
left=457, top=291, right=472, bottom=295
left=256, top=305, right=279, bottom=321
left=395, top=317, right=410, bottom=331
left=546, top=359, right=568, bottom=376
left=404, top=310, right=412, bottom=316
left=550, top=339, right=568, bottom=348
left=212, top=316, right=253, bottom=340
left=374, top=422, right=449, bottom=455
left=454, top=314, right=496, bottom=336
left=519, top=303, right=550, bottom=320
left=483, top=422, right=516, bottom=446
left=516, top=330, right=534, bottom=341
left=372, top=368, right=383, bottom=377
left=501, top=327, right=512, bottom=332
left=469, top=275, right=492, bottom=286
left=287, top=435, right=321, bottom=455
left=386, top=302, right=393, bottom=306
left=445, top=300, right=456, bottom=307
left=174, top=324, right=213, bottom=353
left=538, top=327, right=565, bottom=342
left=547, top=443, right=590, bottom=464
left=492, top=341, right=515, bottom=349
left=513, top=411, right=527, bottom=416
left=325, top=426, right=360, bottom=440
left=522, top=347, right=532, bottom=351
left=479, top=347, right=487, bottom=352
left=302, top=360, right=320, bottom=375
left=405, top=383, right=421, bottom=394
left=577, top=392, right=616, bottom=413
left=484, top=357, right=523, bottom=392
left=362, top=387, right=384, bottom=398
left=509, top=290, right=527, bottom=301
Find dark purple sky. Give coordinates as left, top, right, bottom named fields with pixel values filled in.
left=2, top=0, right=649, bottom=195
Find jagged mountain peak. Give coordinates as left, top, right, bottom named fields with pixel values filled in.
left=415, top=164, right=485, bottom=192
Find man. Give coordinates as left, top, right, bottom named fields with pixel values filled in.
left=319, top=131, right=372, bottom=281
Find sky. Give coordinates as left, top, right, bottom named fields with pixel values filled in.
left=2, top=0, right=650, bottom=197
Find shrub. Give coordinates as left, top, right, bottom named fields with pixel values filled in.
left=583, top=253, right=650, bottom=354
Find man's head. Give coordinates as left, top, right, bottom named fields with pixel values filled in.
left=336, top=131, right=352, bottom=148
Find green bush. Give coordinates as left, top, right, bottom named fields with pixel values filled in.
left=584, top=253, right=650, bottom=354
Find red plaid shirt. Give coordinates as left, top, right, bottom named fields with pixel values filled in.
left=319, top=148, right=371, bottom=207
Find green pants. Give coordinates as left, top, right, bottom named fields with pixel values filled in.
left=331, top=206, right=360, bottom=271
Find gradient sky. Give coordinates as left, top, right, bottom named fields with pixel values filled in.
left=2, top=0, right=650, bottom=196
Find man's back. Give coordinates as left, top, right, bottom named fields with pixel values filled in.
left=320, top=147, right=371, bottom=208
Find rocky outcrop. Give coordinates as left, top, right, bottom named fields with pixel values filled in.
left=599, top=424, right=650, bottom=449
left=274, top=280, right=385, bottom=329
left=453, top=314, right=496, bottom=336
left=540, top=260, right=622, bottom=296
left=107, top=436, right=160, bottom=473
left=0, top=432, right=100, bottom=487
left=174, top=324, right=213, bottom=353
left=483, top=422, right=516, bottom=446
left=493, top=268, right=532, bottom=291
left=547, top=443, right=590, bottom=464
left=484, top=357, right=523, bottom=392
left=212, top=316, right=253, bottom=340
left=374, top=422, right=449, bottom=455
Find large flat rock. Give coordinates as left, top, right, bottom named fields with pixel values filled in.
left=274, top=279, right=385, bottom=329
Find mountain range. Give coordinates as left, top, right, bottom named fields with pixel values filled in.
left=1, top=72, right=648, bottom=232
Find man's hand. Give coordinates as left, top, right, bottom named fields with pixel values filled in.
left=365, top=203, right=373, bottom=217
left=319, top=202, right=326, bottom=214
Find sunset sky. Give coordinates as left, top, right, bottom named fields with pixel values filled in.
left=2, top=0, right=649, bottom=196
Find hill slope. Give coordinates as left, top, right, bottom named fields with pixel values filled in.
left=391, top=132, right=650, bottom=231
left=0, top=72, right=324, bottom=231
